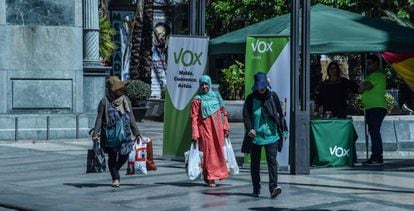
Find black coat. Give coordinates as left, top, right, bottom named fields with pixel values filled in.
left=241, top=90, right=288, bottom=153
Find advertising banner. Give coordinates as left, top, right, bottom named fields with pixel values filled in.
left=111, top=10, right=134, bottom=79
left=163, top=36, right=209, bottom=157
left=244, top=36, right=291, bottom=167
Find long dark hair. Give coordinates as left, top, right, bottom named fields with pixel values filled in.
left=326, top=61, right=341, bottom=80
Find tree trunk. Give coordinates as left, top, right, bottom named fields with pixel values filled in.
left=129, top=0, right=153, bottom=82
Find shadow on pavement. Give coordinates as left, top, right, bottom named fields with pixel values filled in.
left=202, top=191, right=253, bottom=197
left=64, top=183, right=145, bottom=188
left=280, top=182, right=414, bottom=194
left=155, top=182, right=208, bottom=187
left=343, top=159, right=414, bottom=172
left=248, top=207, right=328, bottom=211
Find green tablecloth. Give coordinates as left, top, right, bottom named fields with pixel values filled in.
left=310, top=119, right=357, bottom=167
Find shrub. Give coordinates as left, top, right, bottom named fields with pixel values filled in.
left=353, top=92, right=395, bottom=114
left=220, top=60, right=245, bottom=100
left=124, top=80, right=151, bottom=105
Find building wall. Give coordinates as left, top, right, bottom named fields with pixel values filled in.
left=0, top=0, right=88, bottom=140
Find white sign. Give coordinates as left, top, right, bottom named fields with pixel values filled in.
left=166, top=36, right=209, bottom=110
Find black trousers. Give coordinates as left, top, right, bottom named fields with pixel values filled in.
left=107, top=148, right=129, bottom=180
left=366, top=108, right=387, bottom=160
left=250, top=142, right=278, bottom=194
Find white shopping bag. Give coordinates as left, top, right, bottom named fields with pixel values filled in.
left=126, top=138, right=147, bottom=175
left=224, top=137, right=239, bottom=175
left=184, top=142, right=203, bottom=180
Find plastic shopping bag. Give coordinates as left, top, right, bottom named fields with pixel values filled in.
left=224, top=137, right=239, bottom=175
left=86, top=141, right=106, bottom=173
left=126, top=138, right=147, bottom=175
left=184, top=142, right=203, bottom=180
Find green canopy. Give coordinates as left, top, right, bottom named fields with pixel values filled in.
left=209, top=4, right=414, bottom=55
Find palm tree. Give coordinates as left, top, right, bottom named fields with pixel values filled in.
left=129, top=0, right=154, bottom=82
left=99, top=16, right=117, bottom=64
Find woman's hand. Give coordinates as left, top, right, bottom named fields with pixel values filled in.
left=224, top=130, right=230, bottom=138
left=248, top=129, right=256, bottom=138
left=92, top=135, right=100, bottom=142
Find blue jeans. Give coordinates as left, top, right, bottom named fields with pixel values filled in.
left=366, top=108, right=387, bottom=160
left=250, top=141, right=278, bottom=193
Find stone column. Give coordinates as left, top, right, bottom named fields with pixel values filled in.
left=82, top=0, right=110, bottom=127
left=0, top=0, right=5, bottom=24
left=83, top=0, right=100, bottom=66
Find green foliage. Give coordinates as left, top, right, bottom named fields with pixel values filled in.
left=207, top=1, right=414, bottom=38
left=220, top=60, right=245, bottom=100
left=353, top=93, right=395, bottom=114
left=207, top=0, right=289, bottom=37
left=124, top=80, right=151, bottom=104
left=99, top=16, right=117, bottom=61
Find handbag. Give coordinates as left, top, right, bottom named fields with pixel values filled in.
left=126, top=137, right=148, bottom=175
left=184, top=142, right=203, bottom=180
left=223, top=137, right=239, bottom=175
left=144, top=137, right=157, bottom=171
left=86, top=141, right=106, bottom=173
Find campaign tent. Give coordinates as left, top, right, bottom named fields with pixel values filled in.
left=209, top=4, right=414, bottom=55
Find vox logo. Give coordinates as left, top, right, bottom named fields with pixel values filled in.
left=251, top=40, right=273, bottom=53
left=173, top=48, right=203, bottom=66
left=329, top=146, right=350, bottom=157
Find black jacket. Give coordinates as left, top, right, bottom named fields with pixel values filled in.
left=241, top=90, right=288, bottom=153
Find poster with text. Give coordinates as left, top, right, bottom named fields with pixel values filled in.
left=245, top=36, right=291, bottom=168
left=163, top=36, right=209, bottom=157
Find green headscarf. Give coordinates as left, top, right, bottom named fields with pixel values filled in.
left=194, top=75, right=224, bottom=118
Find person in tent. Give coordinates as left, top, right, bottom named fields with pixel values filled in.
left=359, top=54, right=387, bottom=166
left=316, top=61, right=359, bottom=119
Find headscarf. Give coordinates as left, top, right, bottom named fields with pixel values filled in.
left=194, top=75, right=224, bottom=118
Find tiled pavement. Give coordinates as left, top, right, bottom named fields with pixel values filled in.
left=1, top=121, right=414, bottom=210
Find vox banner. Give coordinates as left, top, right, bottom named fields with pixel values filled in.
left=244, top=36, right=291, bottom=168
left=163, top=36, right=209, bottom=157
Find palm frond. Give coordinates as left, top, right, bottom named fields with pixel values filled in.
left=99, top=15, right=117, bottom=61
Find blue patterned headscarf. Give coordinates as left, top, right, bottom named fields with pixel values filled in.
left=194, top=75, right=224, bottom=118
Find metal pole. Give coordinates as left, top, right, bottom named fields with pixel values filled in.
left=190, top=0, right=197, bottom=35
left=199, top=0, right=206, bottom=36
left=290, top=0, right=310, bottom=175
left=362, top=53, right=369, bottom=160
left=14, top=117, right=18, bottom=142
left=46, top=116, right=50, bottom=140
left=289, top=0, right=300, bottom=174
left=76, top=114, right=80, bottom=139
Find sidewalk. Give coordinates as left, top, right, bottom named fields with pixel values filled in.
left=1, top=121, right=414, bottom=210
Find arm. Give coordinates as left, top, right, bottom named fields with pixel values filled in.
left=273, top=92, right=288, bottom=133
left=315, top=83, right=325, bottom=113
left=221, top=107, right=230, bottom=136
left=358, top=81, right=373, bottom=94
left=345, top=78, right=359, bottom=94
left=243, top=95, right=256, bottom=137
left=92, top=98, right=105, bottom=140
left=191, top=99, right=201, bottom=141
left=125, top=96, right=142, bottom=137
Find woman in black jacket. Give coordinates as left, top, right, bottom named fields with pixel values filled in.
left=242, top=72, right=288, bottom=198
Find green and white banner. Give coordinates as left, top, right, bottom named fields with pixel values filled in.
left=245, top=36, right=291, bottom=167
left=163, top=36, right=209, bottom=157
